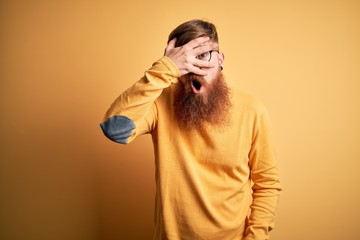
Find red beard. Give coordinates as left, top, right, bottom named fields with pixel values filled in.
left=174, top=71, right=232, bottom=132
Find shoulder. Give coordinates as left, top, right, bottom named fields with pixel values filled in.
left=230, top=88, right=273, bottom=132
left=230, top=87, right=267, bottom=114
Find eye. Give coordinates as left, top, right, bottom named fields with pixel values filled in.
left=197, top=52, right=209, bottom=61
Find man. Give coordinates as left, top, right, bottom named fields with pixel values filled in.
left=100, top=19, right=281, bottom=240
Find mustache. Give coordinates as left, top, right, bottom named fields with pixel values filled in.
left=187, top=73, right=205, bottom=82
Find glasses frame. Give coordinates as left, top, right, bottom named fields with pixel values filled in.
left=197, top=50, right=220, bottom=62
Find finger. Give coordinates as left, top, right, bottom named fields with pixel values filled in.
left=192, top=59, right=216, bottom=68
left=192, top=43, right=219, bottom=55
left=189, top=66, right=207, bottom=76
left=183, top=36, right=211, bottom=50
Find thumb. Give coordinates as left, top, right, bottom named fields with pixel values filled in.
left=165, top=38, right=177, bottom=55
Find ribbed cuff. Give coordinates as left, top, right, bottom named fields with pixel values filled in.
left=159, top=56, right=180, bottom=82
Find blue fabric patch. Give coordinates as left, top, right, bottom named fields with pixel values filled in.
left=100, top=115, right=135, bottom=144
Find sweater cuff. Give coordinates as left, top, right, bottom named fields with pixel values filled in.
left=159, top=56, right=180, bottom=83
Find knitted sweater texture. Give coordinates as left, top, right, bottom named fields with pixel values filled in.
left=100, top=56, right=281, bottom=240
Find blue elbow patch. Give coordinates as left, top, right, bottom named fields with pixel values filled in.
left=100, top=115, right=135, bottom=144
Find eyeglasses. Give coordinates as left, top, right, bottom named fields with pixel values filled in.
left=196, top=50, right=219, bottom=62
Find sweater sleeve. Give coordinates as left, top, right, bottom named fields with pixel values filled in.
left=100, top=56, right=180, bottom=144
left=244, top=105, right=282, bottom=240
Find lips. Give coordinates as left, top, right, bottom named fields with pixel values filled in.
left=190, top=79, right=204, bottom=94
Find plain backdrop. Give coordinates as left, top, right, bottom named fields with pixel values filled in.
left=1, top=0, right=359, bottom=239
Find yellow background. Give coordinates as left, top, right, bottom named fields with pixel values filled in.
left=1, top=0, right=359, bottom=239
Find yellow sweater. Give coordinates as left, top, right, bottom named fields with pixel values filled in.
left=100, top=56, right=281, bottom=240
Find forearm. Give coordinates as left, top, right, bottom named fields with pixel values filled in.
left=245, top=104, right=282, bottom=239
left=244, top=169, right=281, bottom=239
left=100, top=56, right=179, bottom=144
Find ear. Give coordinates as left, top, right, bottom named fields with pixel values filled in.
left=218, top=52, right=225, bottom=70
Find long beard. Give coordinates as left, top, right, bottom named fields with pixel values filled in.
left=174, top=71, right=232, bottom=132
